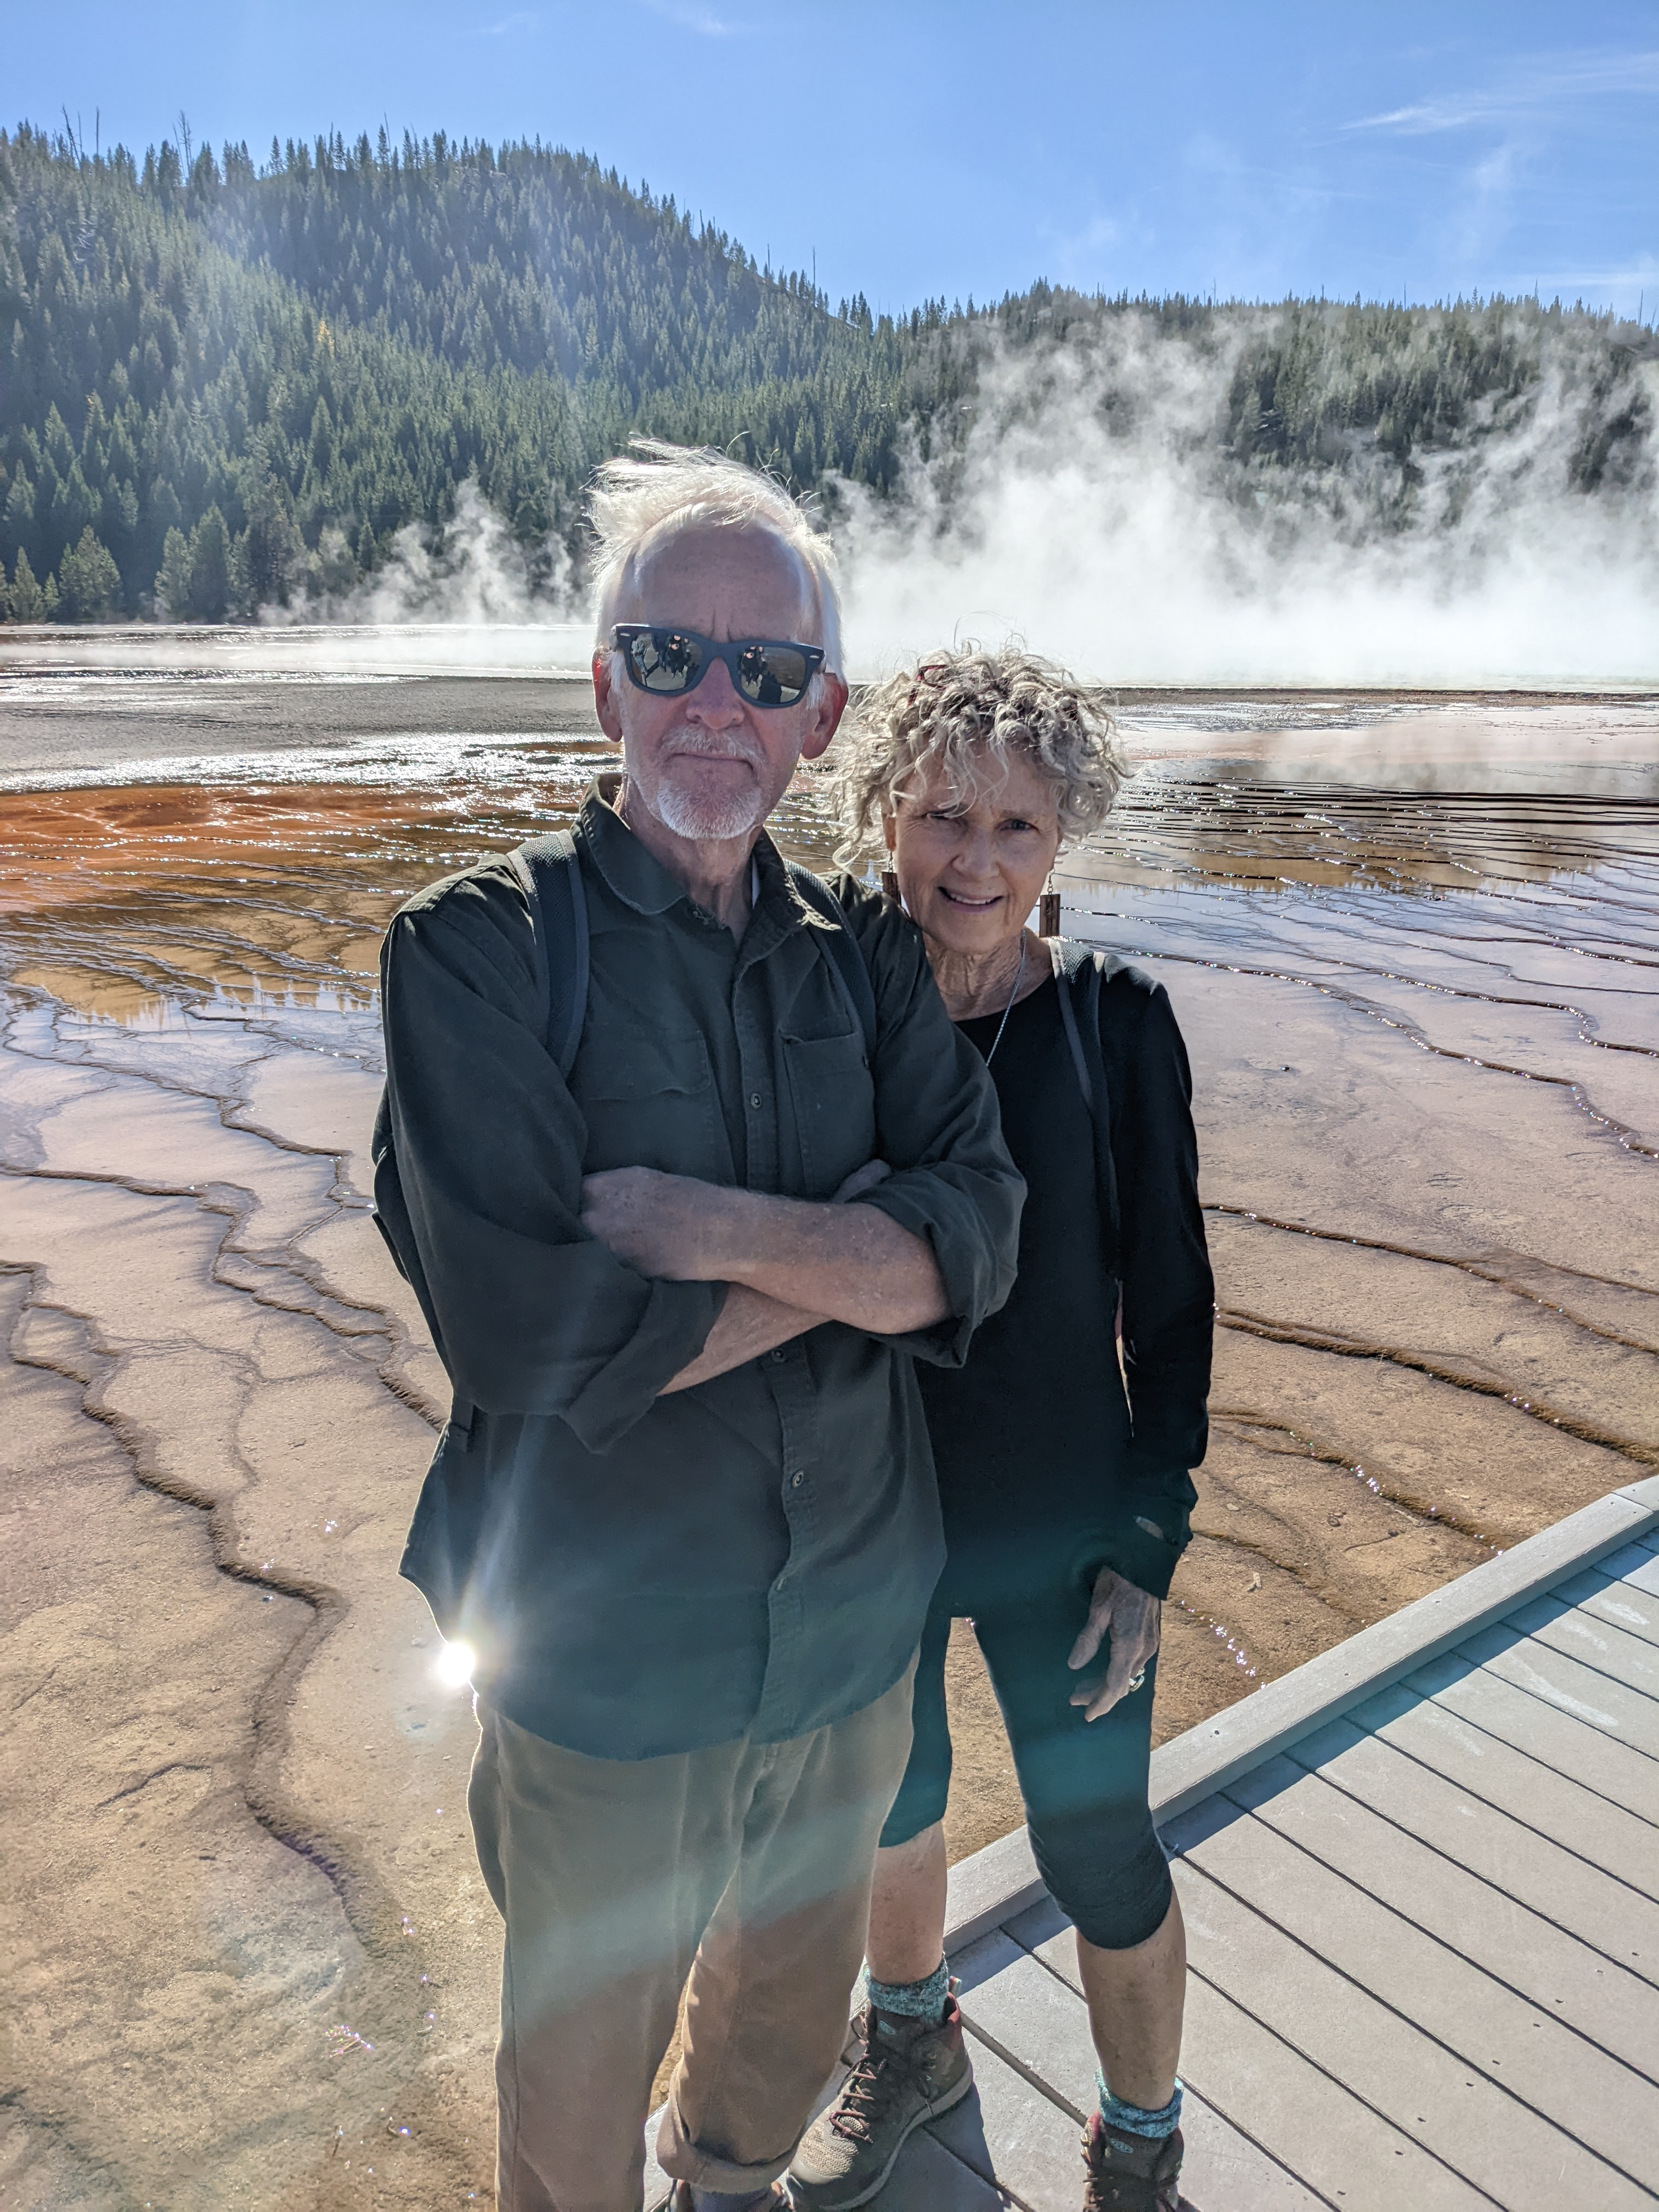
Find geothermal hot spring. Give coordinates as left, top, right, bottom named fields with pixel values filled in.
left=1, top=633, right=1656, bottom=2208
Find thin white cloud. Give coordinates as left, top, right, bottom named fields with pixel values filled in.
left=477, top=9, right=537, bottom=34
left=1437, top=140, right=1525, bottom=267
left=1352, top=99, right=1486, bottom=136
left=642, top=0, right=738, bottom=35
left=1349, top=48, right=1659, bottom=134
left=1530, top=253, right=1659, bottom=298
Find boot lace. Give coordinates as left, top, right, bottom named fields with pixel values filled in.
left=830, top=2034, right=921, bottom=2145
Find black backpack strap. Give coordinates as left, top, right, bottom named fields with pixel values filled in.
left=1049, top=936, right=1094, bottom=1110
left=509, top=828, right=590, bottom=1076
left=1049, top=936, right=1120, bottom=1265
left=1057, top=938, right=1097, bottom=1115
left=787, top=864, right=878, bottom=1062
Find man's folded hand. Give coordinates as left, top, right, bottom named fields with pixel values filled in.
left=580, top=1165, right=729, bottom=1278
left=583, top=1160, right=947, bottom=1334
left=582, top=1160, right=895, bottom=1281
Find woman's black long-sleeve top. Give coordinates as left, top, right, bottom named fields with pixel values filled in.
left=916, top=940, right=1214, bottom=1604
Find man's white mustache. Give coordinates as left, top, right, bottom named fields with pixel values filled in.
left=663, top=731, right=767, bottom=769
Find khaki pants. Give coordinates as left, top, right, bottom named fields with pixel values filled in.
left=468, top=1666, right=916, bottom=2212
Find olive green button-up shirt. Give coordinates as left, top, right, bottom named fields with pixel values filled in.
left=375, top=779, right=1024, bottom=1759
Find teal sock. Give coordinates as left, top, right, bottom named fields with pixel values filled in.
left=1097, top=2072, right=1183, bottom=2141
left=862, top=1957, right=950, bottom=2025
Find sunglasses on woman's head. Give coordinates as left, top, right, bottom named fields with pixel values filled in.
left=613, top=625, right=825, bottom=709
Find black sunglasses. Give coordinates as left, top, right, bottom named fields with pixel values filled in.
left=613, top=624, right=825, bottom=709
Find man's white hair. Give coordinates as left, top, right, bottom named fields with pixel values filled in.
left=588, top=439, right=844, bottom=678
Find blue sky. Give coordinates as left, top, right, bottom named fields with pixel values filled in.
left=8, top=0, right=1656, bottom=317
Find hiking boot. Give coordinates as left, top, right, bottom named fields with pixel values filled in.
left=1080, top=2111, right=1184, bottom=2210
left=786, top=1998, right=975, bottom=2209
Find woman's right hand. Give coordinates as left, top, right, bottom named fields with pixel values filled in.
left=1067, top=1565, right=1161, bottom=1723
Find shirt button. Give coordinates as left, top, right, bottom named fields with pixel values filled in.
left=748, top=1093, right=762, bottom=1110
left=771, top=1348, right=787, bottom=1363
left=791, top=1471, right=804, bottom=1488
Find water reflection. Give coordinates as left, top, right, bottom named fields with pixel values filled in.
left=3, top=730, right=1657, bottom=1036
left=0, top=766, right=595, bottom=1029
left=1093, top=771, right=1659, bottom=896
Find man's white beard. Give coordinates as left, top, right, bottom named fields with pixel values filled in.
left=652, top=771, right=768, bottom=843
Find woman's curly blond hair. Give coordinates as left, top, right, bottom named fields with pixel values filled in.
left=830, top=645, right=1126, bottom=867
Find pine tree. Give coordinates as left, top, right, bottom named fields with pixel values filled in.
left=238, top=474, right=306, bottom=611
left=155, top=527, right=193, bottom=619
left=3, top=470, right=36, bottom=571
left=55, top=527, right=122, bottom=620
left=185, top=508, right=232, bottom=620
left=7, top=547, right=46, bottom=621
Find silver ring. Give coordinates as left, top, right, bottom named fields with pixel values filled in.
left=1127, top=1668, right=1148, bottom=1694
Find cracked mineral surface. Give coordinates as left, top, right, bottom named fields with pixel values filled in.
left=1, top=658, right=1656, bottom=2205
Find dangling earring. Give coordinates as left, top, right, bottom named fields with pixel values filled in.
left=881, top=869, right=900, bottom=903
left=1039, top=875, right=1061, bottom=938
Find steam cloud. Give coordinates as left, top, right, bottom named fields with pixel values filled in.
left=210, top=318, right=1657, bottom=687
left=830, top=319, right=1659, bottom=687
left=312, top=480, right=577, bottom=629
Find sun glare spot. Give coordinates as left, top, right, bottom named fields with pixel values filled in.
left=433, top=1638, right=476, bottom=1689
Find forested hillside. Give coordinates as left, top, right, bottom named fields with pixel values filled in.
left=1, top=121, right=1651, bottom=622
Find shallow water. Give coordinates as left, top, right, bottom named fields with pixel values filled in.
left=3, top=688, right=1657, bottom=1541
left=2, top=675, right=1657, bottom=2204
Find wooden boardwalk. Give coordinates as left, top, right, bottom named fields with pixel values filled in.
left=646, top=1473, right=1659, bottom=2208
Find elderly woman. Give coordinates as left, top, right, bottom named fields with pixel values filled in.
left=787, top=651, right=1214, bottom=2212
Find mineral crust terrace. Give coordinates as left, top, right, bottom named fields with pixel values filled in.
left=2, top=689, right=1657, bottom=2207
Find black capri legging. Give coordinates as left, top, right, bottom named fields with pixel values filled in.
left=881, top=1566, right=1173, bottom=1953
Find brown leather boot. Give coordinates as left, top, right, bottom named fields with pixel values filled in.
left=786, top=1997, right=975, bottom=2208
left=1080, top=2110, right=1184, bottom=2210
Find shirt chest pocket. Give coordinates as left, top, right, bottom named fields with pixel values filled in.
left=573, top=1030, right=732, bottom=1183
left=782, top=1028, right=877, bottom=1200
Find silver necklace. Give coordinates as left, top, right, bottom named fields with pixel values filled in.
left=982, top=940, right=1027, bottom=1067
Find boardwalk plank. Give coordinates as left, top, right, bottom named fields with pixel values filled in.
left=1458, top=1621, right=1659, bottom=1755
left=1237, top=1746, right=1659, bottom=2072
left=958, top=1931, right=1331, bottom=2208
left=1002, top=1892, right=1072, bottom=1955
left=1398, top=1651, right=1659, bottom=1825
left=1189, top=1793, right=1659, bottom=2189
left=1024, top=1918, right=1482, bottom=2212
left=1587, top=1540, right=1659, bottom=1585
left=1615, top=1549, right=1659, bottom=1595
left=1170, top=1858, right=1653, bottom=2211
left=1288, top=1715, right=1659, bottom=1995
left=1550, top=1560, right=1659, bottom=1650
left=1505, top=1590, right=1659, bottom=1695
left=941, top=2028, right=1082, bottom=2212
left=952, top=1929, right=1086, bottom=2115
left=1351, top=1675, right=1659, bottom=1897
left=866, top=2114, right=1011, bottom=2210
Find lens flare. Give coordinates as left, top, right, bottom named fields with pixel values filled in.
left=432, top=1638, right=476, bottom=1689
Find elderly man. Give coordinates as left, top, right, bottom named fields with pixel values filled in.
left=373, top=443, right=1023, bottom=2212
